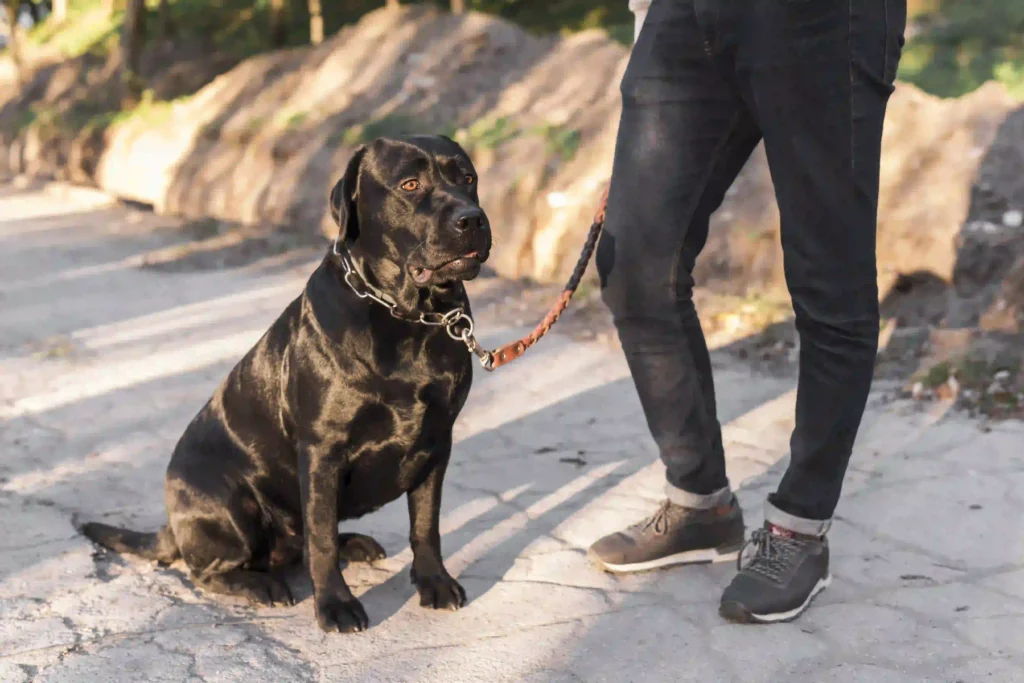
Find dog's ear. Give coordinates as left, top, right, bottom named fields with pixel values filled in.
left=330, top=145, right=367, bottom=244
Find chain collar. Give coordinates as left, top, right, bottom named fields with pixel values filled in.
left=332, top=239, right=494, bottom=369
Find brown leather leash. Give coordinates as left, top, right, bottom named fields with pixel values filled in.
left=337, top=185, right=609, bottom=372
left=480, top=186, right=608, bottom=371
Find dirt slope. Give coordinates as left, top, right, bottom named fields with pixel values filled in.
left=2, top=5, right=1022, bottom=306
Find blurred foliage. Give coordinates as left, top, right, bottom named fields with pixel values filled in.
left=13, top=0, right=1022, bottom=151
left=22, top=0, right=633, bottom=63
left=26, top=0, right=390, bottom=59
left=339, top=114, right=429, bottom=145
left=15, top=0, right=1024, bottom=99
left=457, top=0, right=632, bottom=43
left=460, top=116, right=518, bottom=149
left=900, top=0, right=1024, bottom=98
left=13, top=87, right=188, bottom=136
left=535, top=123, right=581, bottom=162
left=27, top=1, right=119, bottom=57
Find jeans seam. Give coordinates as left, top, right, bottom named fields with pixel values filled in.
left=882, top=0, right=891, bottom=79
left=664, top=111, right=741, bottom=470
left=848, top=0, right=855, bottom=172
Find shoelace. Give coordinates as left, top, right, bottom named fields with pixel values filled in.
left=738, top=528, right=807, bottom=582
left=633, top=500, right=675, bottom=535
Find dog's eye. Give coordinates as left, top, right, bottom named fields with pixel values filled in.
left=464, top=175, right=475, bottom=185
left=400, top=179, right=420, bottom=192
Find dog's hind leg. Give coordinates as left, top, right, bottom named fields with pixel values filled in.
left=197, top=569, right=294, bottom=606
left=337, top=533, right=386, bottom=563
left=169, top=483, right=293, bottom=607
left=177, top=520, right=295, bottom=607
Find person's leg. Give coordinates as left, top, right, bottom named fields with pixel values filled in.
left=588, top=0, right=762, bottom=573
left=719, top=0, right=906, bottom=622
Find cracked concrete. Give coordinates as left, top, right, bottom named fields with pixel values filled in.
left=2, top=181, right=1023, bottom=682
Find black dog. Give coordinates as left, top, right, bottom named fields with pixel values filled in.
left=82, top=135, right=491, bottom=633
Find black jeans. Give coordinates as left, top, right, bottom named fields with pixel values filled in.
left=598, top=0, right=906, bottom=523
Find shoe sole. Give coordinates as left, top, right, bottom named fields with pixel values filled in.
left=591, top=543, right=742, bottom=574
left=718, top=574, right=832, bottom=624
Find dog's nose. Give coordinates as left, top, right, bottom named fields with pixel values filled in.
left=454, top=208, right=485, bottom=232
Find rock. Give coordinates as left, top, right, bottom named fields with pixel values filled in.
left=978, top=255, right=1024, bottom=333
left=3, top=5, right=1023, bottom=300
left=949, top=104, right=1024, bottom=328
left=924, top=328, right=974, bottom=365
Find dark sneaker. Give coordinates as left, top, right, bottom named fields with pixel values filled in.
left=719, top=523, right=831, bottom=624
left=588, top=498, right=745, bottom=573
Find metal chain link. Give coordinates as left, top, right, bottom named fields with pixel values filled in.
left=335, top=244, right=494, bottom=369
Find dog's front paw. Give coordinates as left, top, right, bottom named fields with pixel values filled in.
left=412, top=569, right=467, bottom=611
left=315, top=594, right=369, bottom=633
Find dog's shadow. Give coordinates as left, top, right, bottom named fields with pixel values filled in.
left=298, top=370, right=790, bottom=631
left=137, top=362, right=788, bottom=629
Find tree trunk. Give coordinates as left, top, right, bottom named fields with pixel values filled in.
left=157, top=0, right=174, bottom=39
left=120, top=0, right=146, bottom=108
left=308, top=0, right=323, bottom=45
left=3, top=0, right=24, bottom=86
left=53, top=0, right=69, bottom=22
left=450, top=0, right=465, bottom=13
left=269, top=0, right=287, bottom=47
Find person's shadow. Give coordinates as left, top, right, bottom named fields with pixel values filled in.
left=295, top=357, right=794, bottom=629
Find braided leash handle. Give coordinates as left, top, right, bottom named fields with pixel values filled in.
left=485, top=184, right=609, bottom=371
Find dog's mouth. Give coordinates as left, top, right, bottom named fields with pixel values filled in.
left=410, top=251, right=483, bottom=285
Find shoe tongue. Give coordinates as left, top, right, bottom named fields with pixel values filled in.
left=767, top=523, right=822, bottom=542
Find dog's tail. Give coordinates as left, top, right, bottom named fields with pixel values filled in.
left=81, top=522, right=180, bottom=564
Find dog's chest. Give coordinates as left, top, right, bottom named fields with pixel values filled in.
left=336, top=370, right=468, bottom=518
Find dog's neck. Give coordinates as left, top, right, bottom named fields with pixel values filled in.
left=331, top=243, right=465, bottom=320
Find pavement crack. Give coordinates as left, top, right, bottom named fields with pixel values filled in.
left=54, top=616, right=83, bottom=664
left=461, top=574, right=614, bottom=604
left=1, top=615, right=300, bottom=660
left=0, top=534, right=79, bottom=552
left=833, top=514, right=974, bottom=568
left=340, top=603, right=669, bottom=666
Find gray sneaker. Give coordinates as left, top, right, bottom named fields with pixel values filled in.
left=588, top=497, right=745, bottom=573
left=719, top=522, right=831, bottom=624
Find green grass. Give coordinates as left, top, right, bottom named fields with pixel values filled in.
left=14, top=88, right=189, bottom=137
left=109, top=89, right=183, bottom=126
left=27, top=0, right=118, bottom=58
left=341, top=114, right=426, bottom=145
left=899, top=0, right=1024, bottom=98
left=330, top=113, right=581, bottom=167
left=455, top=116, right=520, bottom=149
left=462, top=1, right=633, bottom=45
left=450, top=117, right=581, bottom=162
left=274, top=110, right=308, bottom=130
left=535, top=123, right=581, bottom=163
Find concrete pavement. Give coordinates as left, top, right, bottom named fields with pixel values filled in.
left=1, top=182, right=1023, bottom=682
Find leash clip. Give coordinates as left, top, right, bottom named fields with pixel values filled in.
left=442, top=309, right=494, bottom=370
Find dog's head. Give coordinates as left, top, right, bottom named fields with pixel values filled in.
left=330, top=135, right=491, bottom=292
